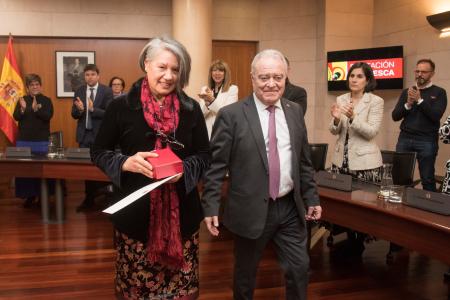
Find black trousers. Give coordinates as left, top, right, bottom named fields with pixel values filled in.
left=233, top=193, right=309, bottom=300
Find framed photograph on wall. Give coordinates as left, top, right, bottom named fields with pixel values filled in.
left=55, top=51, right=95, bottom=98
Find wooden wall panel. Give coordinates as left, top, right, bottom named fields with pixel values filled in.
left=0, top=37, right=148, bottom=149
left=212, top=41, right=257, bottom=100
left=0, top=38, right=257, bottom=151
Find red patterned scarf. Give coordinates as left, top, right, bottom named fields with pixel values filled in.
left=140, top=78, right=183, bottom=269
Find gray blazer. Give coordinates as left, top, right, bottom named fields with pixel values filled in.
left=329, top=92, right=384, bottom=171
left=201, top=95, right=319, bottom=239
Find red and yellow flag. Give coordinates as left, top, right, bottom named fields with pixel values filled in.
left=0, top=35, right=25, bottom=144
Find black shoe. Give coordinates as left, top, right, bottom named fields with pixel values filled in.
left=444, top=270, right=450, bottom=282
left=76, top=199, right=95, bottom=212
left=23, top=197, right=35, bottom=208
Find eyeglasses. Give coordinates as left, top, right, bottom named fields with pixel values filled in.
left=156, top=131, right=184, bottom=150
left=414, top=70, right=432, bottom=74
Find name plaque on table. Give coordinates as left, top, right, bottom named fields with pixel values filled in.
left=5, top=147, right=32, bottom=158
left=405, top=187, right=450, bottom=215
left=315, top=170, right=352, bottom=192
left=65, top=148, right=90, bottom=159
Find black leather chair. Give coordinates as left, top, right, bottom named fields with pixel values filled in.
left=380, top=149, right=394, bottom=164
left=381, top=150, right=417, bottom=263
left=309, top=143, right=328, bottom=171
left=381, top=150, right=417, bottom=186
left=307, top=144, right=328, bottom=251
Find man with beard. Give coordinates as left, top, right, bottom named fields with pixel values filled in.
left=392, top=58, right=447, bottom=192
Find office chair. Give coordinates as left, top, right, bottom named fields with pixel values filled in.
left=307, top=144, right=328, bottom=251
left=381, top=150, right=417, bottom=263
left=391, top=151, right=416, bottom=186
left=380, top=149, right=394, bottom=164
left=309, top=143, right=328, bottom=171
left=381, top=150, right=417, bottom=186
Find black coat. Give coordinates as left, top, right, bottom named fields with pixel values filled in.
left=13, top=94, right=53, bottom=141
left=283, top=80, right=307, bottom=115
left=91, top=78, right=210, bottom=243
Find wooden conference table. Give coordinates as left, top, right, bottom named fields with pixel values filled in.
left=319, top=182, right=450, bottom=265
left=0, top=155, right=108, bottom=223
left=1, top=157, right=449, bottom=264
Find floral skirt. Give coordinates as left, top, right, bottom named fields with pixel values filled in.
left=115, top=230, right=199, bottom=300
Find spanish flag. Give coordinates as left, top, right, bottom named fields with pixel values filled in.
left=0, top=35, right=24, bottom=144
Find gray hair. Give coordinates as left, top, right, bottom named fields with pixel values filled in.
left=251, top=49, right=288, bottom=75
left=138, top=37, right=191, bottom=93
left=25, top=73, right=42, bottom=86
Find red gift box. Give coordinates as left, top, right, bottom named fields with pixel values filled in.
left=146, top=147, right=183, bottom=179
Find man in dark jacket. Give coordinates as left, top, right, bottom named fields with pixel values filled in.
left=71, top=64, right=113, bottom=211
left=282, top=56, right=307, bottom=115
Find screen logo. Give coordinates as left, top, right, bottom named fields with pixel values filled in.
left=327, top=58, right=403, bottom=82
left=328, top=62, right=347, bottom=81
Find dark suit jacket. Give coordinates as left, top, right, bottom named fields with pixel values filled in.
left=201, top=95, right=319, bottom=239
left=91, top=78, right=210, bottom=242
left=283, top=80, right=307, bottom=115
left=71, top=84, right=113, bottom=145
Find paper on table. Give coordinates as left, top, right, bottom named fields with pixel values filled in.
left=102, top=173, right=180, bottom=214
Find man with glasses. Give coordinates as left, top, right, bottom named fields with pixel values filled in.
left=392, top=58, right=448, bottom=192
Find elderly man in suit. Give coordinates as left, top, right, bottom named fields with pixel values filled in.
left=71, top=64, right=113, bottom=211
left=201, top=49, right=322, bottom=300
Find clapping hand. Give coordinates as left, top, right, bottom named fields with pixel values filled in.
left=331, top=103, right=342, bottom=125
left=198, top=87, right=214, bottom=104
left=330, top=103, right=340, bottom=119
left=31, top=96, right=39, bottom=112
left=88, top=98, right=94, bottom=112
left=19, top=97, right=26, bottom=111
left=406, top=87, right=420, bottom=108
left=74, top=97, right=84, bottom=111
left=340, top=102, right=354, bottom=119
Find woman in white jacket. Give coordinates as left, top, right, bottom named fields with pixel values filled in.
left=329, top=62, right=384, bottom=181
left=328, top=62, right=384, bottom=256
left=198, top=60, right=238, bottom=139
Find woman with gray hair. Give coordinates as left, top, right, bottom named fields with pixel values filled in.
left=13, top=73, right=54, bottom=207
left=91, top=37, right=210, bottom=300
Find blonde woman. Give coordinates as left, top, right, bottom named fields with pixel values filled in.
left=198, top=59, right=238, bottom=139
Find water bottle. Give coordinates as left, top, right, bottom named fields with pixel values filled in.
left=379, top=163, right=393, bottom=200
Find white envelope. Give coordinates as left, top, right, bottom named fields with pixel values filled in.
left=102, top=173, right=180, bottom=214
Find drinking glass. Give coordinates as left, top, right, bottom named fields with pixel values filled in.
left=388, top=185, right=404, bottom=203
left=379, top=163, right=393, bottom=200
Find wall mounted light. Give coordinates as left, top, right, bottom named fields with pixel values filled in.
left=426, top=11, right=450, bottom=37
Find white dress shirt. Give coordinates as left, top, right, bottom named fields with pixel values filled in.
left=85, top=83, right=98, bottom=128
left=86, top=83, right=99, bottom=102
left=253, top=94, right=293, bottom=197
